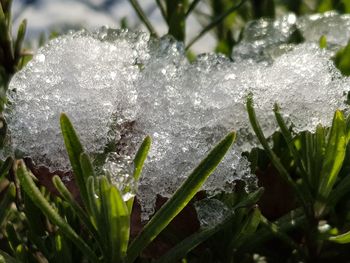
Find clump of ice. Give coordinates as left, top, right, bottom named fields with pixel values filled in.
left=194, top=199, right=231, bottom=228
left=232, top=13, right=299, bottom=61
left=6, top=18, right=349, bottom=218
left=233, top=11, right=350, bottom=62
left=297, top=11, right=350, bottom=47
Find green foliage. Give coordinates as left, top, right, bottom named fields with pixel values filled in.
left=247, top=96, right=350, bottom=261
left=0, top=114, right=239, bottom=262
left=334, top=41, right=350, bottom=76
left=2, top=0, right=350, bottom=262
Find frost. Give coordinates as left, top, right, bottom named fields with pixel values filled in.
left=6, top=14, right=350, bottom=219
left=194, top=199, right=231, bottom=228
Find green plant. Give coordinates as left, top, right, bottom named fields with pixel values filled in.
left=246, top=95, right=350, bottom=261
left=5, top=113, right=259, bottom=262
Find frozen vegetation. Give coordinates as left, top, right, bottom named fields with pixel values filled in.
left=6, top=12, right=350, bottom=218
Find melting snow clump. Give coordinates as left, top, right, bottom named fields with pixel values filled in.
left=6, top=13, right=350, bottom=219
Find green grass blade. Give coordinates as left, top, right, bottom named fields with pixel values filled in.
left=127, top=136, right=151, bottom=211
left=0, top=249, right=19, bottom=263
left=247, top=96, right=310, bottom=213
left=86, top=177, right=100, bottom=228
left=185, top=0, right=201, bottom=17
left=247, top=96, right=296, bottom=189
left=318, top=110, right=346, bottom=199
left=274, top=104, right=313, bottom=200
left=98, top=177, right=112, bottom=259
left=239, top=208, right=305, bottom=252
left=0, top=156, right=13, bottom=179
left=80, top=152, right=95, bottom=179
left=329, top=231, right=350, bottom=244
left=155, top=0, right=167, bottom=21
left=128, top=0, right=158, bottom=37
left=60, top=113, right=89, bottom=209
left=274, top=104, right=309, bottom=180
left=15, top=160, right=99, bottom=262
left=155, top=188, right=263, bottom=263
left=186, top=0, right=247, bottom=49
left=0, top=183, right=15, bottom=227
left=133, top=136, right=151, bottom=182
left=14, top=19, right=26, bottom=64
left=154, top=223, right=220, bottom=263
left=52, top=175, right=102, bottom=248
left=108, top=186, right=130, bottom=262
left=126, top=131, right=236, bottom=263
left=319, top=35, right=327, bottom=49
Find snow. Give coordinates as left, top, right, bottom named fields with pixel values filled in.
left=6, top=13, right=350, bottom=219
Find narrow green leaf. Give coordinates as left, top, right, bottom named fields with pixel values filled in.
left=247, top=96, right=309, bottom=213
left=247, top=96, right=296, bottom=188
left=133, top=136, right=151, bottom=181
left=185, top=0, right=201, bottom=17
left=80, top=153, right=95, bottom=179
left=127, top=136, right=151, bottom=211
left=318, top=110, right=346, bottom=199
left=52, top=175, right=102, bottom=248
left=155, top=188, right=263, bottom=263
left=319, top=35, right=327, bottom=49
left=126, top=131, right=236, bottom=263
left=0, top=156, right=13, bottom=179
left=60, top=113, right=89, bottom=209
left=155, top=0, right=167, bottom=21
left=98, top=177, right=112, bottom=259
left=239, top=208, right=305, bottom=252
left=86, top=177, right=100, bottom=228
left=274, top=104, right=313, bottom=198
left=0, top=249, right=18, bottom=263
left=108, top=186, right=130, bottom=262
left=128, top=0, right=158, bottom=37
left=15, top=160, right=98, bottom=262
left=14, top=19, right=26, bottom=64
left=330, top=231, right=350, bottom=244
left=186, top=0, right=247, bottom=49
left=0, top=183, right=15, bottom=227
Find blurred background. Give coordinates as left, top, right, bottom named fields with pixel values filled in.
left=12, top=0, right=217, bottom=53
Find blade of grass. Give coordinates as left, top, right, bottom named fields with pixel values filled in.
left=13, top=19, right=26, bottom=65
left=0, top=156, right=13, bottom=179
left=52, top=175, right=102, bottom=248
left=127, top=136, right=151, bottom=211
left=185, top=0, right=201, bottom=17
left=128, top=0, right=158, bottom=37
left=86, top=177, right=100, bottom=228
left=155, top=0, right=167, bottom=21
left=329, top=230, right=350, bottom=244
left=318, top=110, right=346, bottom=199
left=247, top=96, right=298, bottom=190
left=60, top=113, right=89, bottom=210
left=155, top=188, right=263, bottom=263
left=274, top=104, right=313, bottom=201
left=126, top=131, right=236, bottom=263
left=0, top=249, right=19, bottom=263
left=0, top=183, right=15, bottom=226
left=274, top=104, right=309, bottom=181
left=108, top=186, right=130, bottom=262
left=239, top=208, right=305, bottom=252
left=15, top=160, right=99, bottom=262
left=186, top=0, right=247, bottom=49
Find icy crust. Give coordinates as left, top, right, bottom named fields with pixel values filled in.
left=233, top=11, right=350, bottom=61
left=6, top=24, right=349, bottom=219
